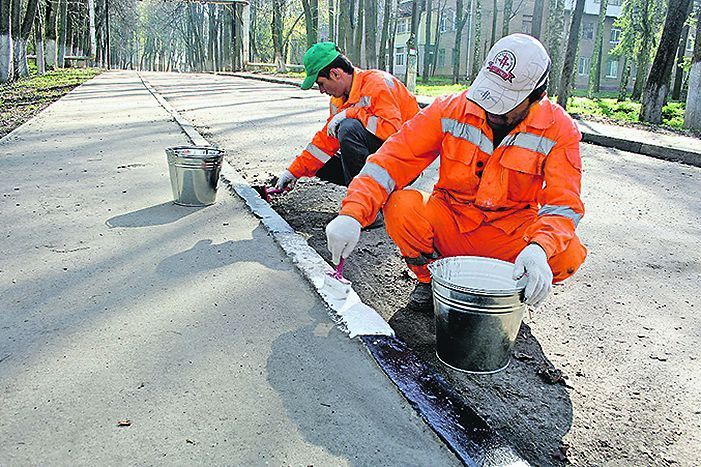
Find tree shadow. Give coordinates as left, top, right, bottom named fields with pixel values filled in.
left=389, top=307, right=573, bottom=466
left=105, top=202, right=204, bottom=228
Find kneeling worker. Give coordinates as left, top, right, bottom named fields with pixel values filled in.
left=275, top=42, right=420, bottom=228
left=325, top=34, right=588, bottom=310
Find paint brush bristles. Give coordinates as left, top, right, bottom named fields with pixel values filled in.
left=323, top=258, right=352, bottom=299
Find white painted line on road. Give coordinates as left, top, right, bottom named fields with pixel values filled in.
left=139, top=73, right=394, bottom=339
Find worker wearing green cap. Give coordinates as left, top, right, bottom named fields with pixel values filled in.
left=275, top=42, right=419, bottom=228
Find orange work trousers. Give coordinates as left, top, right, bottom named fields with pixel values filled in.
left=383, top=190, right=587, bottom=283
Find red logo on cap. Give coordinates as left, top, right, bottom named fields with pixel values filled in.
left=487, top=50, right=516, bottom=83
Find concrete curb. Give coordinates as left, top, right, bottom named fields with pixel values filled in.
left=141, top=72, right=529, bottom=466
left=222, top=72, right=701, bottom=168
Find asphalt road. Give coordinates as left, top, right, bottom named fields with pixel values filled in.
left=140, top=71, right=701, bottom=466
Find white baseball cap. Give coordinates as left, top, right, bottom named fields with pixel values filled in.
left=466, top=33, right=551, bottom=115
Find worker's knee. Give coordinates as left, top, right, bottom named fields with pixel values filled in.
left=550, top=235, right=588, bottom=282
left=384, top=190, right=426, bottom=237
left=336, top=118, right=365, bottom=142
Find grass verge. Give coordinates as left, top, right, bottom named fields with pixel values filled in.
left=0, top=67, right=102, bottom=138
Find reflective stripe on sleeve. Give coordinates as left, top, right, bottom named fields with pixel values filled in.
left=305, top=143, right=331, bottom=163
left=501, top=132, right=557, bottom=156
left=358, top=161, right=396, bottom=194
left=538, top=204, right=581, bottom=226
left=441, top=118, right=494, bottom=154
left=382, top=72, right=396, bottom=89
left=330, top=103, right=339, bottom=114
left=366, top=116, right=378, bottom=135
left=355, top=96, right=371, bottom=108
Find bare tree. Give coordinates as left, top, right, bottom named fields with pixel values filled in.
left=639, top=0, right=693, bottom=123
left=421, top=0, right=432, bottom=82
left=502, top=0, right=513, bottom=36
left=453, top=0, right=469, bottom=83
left=406, top=0, right=421, bottom=89
left=328, top=0, right=335, bottom=41
left=56, top=0, right=66, bottom=66
left=0, top=0, right=12, bottom=82
left=531, top=0, right=545, bottom=39
left=378, top=0, right=393, bottom=70
left=337, top=0, right=351, bottom=54
left=544, top=0, right=564, bottom=94
left=490, top=0, right=497, bottom=46
left=272, top=0, right=285, bottom=71
left=353, top=0, right=364, bottom=66
left=557, top=0, right=586, bottom=109
left=15, top=0, right=40, bottom=77
left=301, top=0, right=318, bottom=48
left=587, top=0, right=608, bottom=97
left=671, top=21, right=690, bottom=100
left=683, top=1, right=701, bottom=128
left=470, top=0, right=482, bottom=80
left=34, top=7, right=45, bottom=74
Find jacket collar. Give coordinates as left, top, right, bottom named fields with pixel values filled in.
left=346, top=68, right=364, bottom=104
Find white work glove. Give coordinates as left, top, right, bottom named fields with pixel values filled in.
left=325, top=215, right=361, bottom=264
left=275, top=169, right=297, bottom=191
left=512, top=244, right=553, bottom=308
left=326, top=109, right=347, bottom=138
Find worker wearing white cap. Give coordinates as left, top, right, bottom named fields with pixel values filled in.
left=325, top=33, right=587, bottom=312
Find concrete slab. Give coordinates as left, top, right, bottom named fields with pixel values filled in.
left=0, top=71, right=460, bottom=465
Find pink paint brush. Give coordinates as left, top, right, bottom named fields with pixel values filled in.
left=324, top=258, right=352, bottom=299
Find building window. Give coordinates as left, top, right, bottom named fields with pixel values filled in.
left=583, top=23, right=594, bottom=40
left=437, top=48, right=446, bottom=68
left=397, top=18, right=410, bottom=34
left=578, top=57, right=590, bottom=75
left=687, top=38, right=695, bottom=52
left=522, top=15, right=532, bottom=35
left=610, top=27, right=621, bottom=44
left=606, top=59, right=619, bottom=78
left=439, top=9, right=455, bottom=33
left=395, top=47, right=406, bottom=66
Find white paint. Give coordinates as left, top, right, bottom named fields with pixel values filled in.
left=14, top=38, right=28, bottom=77
left=139, top=74, right=394, bottom=339
left=35, top=36, right=45, bottom=74
left=428, top=256, right=524, bottom=293
left=45, top=39, right=56, bottom=68
left=684, top=62, right=701, bottom=130
left=0, top=33, right=12, bottom=83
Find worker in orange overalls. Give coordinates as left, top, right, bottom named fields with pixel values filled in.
left=326, top=34, right=587, bottom=311
left=275, top=42, right=419, bottom=227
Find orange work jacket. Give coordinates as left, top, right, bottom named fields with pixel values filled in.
left=340, top=92, right=585, bottom=259
left=288, top=68, right=420, bottom=179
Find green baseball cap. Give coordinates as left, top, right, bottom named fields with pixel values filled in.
left=300, top=42, right=341, bottom=90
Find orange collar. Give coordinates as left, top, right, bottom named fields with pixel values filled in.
left=346, top=67, right=364, bottom=104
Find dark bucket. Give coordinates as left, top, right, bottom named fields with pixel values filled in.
left=428, top=256, right=526, bottom=374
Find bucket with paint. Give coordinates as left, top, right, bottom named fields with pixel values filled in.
left=166, top=146, right=225, bottom=206
left=427, top=256, right=526, bottom=374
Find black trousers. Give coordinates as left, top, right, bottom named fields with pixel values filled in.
left=315, top=118, right=384, bottom=187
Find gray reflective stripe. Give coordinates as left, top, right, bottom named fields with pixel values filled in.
left=305, top=143, right=331, bottom=163
left=366, top=115, right=378, bottom=135
left=500, top=132, right=557, bottom=156
left=382, top=72, right=396, bottom=89
left=358, top=162, right=396, bottom=194
left=441, top=118, right=494, bottom=154
left=355, top=95, right=371, bottom=108
left=538, top=204, right=581, bottom=226
left=330, top=103, right=338, bottom=114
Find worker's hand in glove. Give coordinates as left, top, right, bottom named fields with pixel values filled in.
left=275, top=169, right=297, bottom=191
left=513, top=243, right=553, bottom=308
left=326, top=110, right=347, bottom=138
left=325, top=215, right=361, bottom=264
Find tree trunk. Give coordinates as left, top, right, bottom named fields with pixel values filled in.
left=470, top=0, right=482, bottom=80
left=387, top=0, right=397, bottom=73
left=365, top=0, right=377, bottom=68
left=44, top=0, right=56, bottom=68
left=631, top=0, right=655, bottom=100
left=272, top=0, right=285, bottom=72
left=328, top=0, right=335, bottom=42
left=337, top=0, right=351, bottom=55
left=587, top=0, right=608, bottom=97
left=353, top=0, right=364, bottom=66
left=671, top=22, right=690, bottom=100
left=421, top=0, right=432, bottom=82
left=490, top=0, right=497, bottom=46
left=57, top=0, right=66, bottom=67
left=502, top=0, right=512, bottom=36
left=544, top=0, right=564, bottom=94
left=0, top=0, right=13, bottom=83
left=683, top=3, right=701, bottom=129
left=406, top=0, right=421, bottom=89
left=531, top=0, right=544, bottom=39
left=34, top=8, right=45, bottom=74
left=378, top=0, right=392, bottom=70
left=11, top=0, right=21, bottom=78
left=557, top=0, right=586, bottom=109
left=617, top=54, right=631, bottom=101
left=639, top=0, right=693, bottom=123
left=301, top=0, right=318, bottom=48
left=14, top=0, right=40, bottom=77
left=453, top=0, right=468, bottom=84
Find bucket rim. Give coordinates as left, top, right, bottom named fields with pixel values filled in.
left=166, top=145, right=225, bottom=158
left=428, top=255, right=526, bottom=296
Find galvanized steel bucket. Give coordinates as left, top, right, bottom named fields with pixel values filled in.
left=166, top=146, right=225, bottom=206
left=428, top=256, right=526, bottom=374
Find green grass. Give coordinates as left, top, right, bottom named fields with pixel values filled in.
left=1, top=67, right=102, bottom=138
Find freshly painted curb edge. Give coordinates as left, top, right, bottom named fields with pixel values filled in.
left=224, top=72, right=701, bottom=168
left=139, top=73, right=530, bottom=466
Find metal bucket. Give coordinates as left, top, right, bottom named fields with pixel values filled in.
left=166, top=146, right=225, bottom=206
left=428, top=256, right=526, bottom=374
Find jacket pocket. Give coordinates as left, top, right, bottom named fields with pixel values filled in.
left=439, top=143, right=478, bottom=193
left=499, top=148, right=545, bottom=202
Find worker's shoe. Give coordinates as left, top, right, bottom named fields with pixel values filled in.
left=407, top=281, right=434, bottom=313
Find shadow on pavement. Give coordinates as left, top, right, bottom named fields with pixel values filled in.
left=389, top=307, right=573, bottom=465
left=106, top=202, right=204, bottom=228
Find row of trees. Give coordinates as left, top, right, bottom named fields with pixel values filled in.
left=1, top=0, right=700, bottom=129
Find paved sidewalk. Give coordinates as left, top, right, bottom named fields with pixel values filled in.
left=227, top=72, right=701, bottom=167
left=0, top=71, right=460, bottom=465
